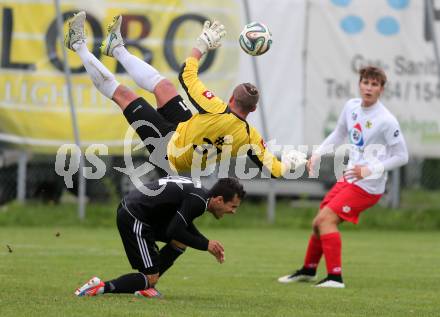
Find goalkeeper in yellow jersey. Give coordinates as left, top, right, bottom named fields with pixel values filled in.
left=65, top=12, right=306, bottom=176
left=175, top=22, right=299, bottom=177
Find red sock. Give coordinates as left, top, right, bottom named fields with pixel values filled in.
left=320, top=232, right=342, bottom=275
left=303, top=234, right=322, bottom=269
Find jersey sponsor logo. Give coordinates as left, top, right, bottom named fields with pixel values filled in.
left=394, top=129, right=400, bottom=137
left=202, top=90, right=215, bottom=99
left=342, top=205, right=351, bottom=213
left=193, top=137, right=222, bottom=159
left=349, top=123, right=364, bottom=147
left=214, top=136, right=226, bottom=147
left=351, top=112, right=357, bottom=120
left=366, top=120, right=372, bottom=128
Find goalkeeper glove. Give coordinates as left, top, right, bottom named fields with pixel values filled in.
left=282, top=150, right=308, bottom=171
left=195, top=20, right=226, bottom=55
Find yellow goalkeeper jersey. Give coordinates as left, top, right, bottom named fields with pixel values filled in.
left=167, top=57, right=287, bottom=178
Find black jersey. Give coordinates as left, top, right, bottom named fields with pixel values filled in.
left=122, top=176, right=209, bottom=250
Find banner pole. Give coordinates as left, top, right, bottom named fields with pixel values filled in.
left=301, top=0, right=311, bottom=147
left=426, top=0, right=440, bottom=81
left=243, top=0, right=276, bottom=223
left=242, top=1, right=270, bottom=141
left=54, top=1, right=87, bottom=220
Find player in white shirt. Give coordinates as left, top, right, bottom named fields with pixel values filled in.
left=278, top=66, right=408, bottom=288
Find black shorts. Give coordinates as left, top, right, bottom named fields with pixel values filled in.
left=123, top=96, right=192, bottom=175
left=157, top=95, right=192, bottom=126
left=116, top=202, right=160, bottom=275
left=123, top=95, right=192, bottom=143
left=123, top=97, right=176, bottom=150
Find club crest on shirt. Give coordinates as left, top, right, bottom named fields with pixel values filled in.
left=342, top=205, right=351, bottom=213
left=351, top=112, right=357, bottom=120
left=366, top=120, right=372, bottom=129
left=202, top=90, right=215, bottom=100
left=349, top=123, right=364, bottom=147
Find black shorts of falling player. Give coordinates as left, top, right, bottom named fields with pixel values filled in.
left=116, top=198, right=203, bottom=276
left=116, top=202, right=160, bottom=275
left=122, top=95, right=192, bottom=176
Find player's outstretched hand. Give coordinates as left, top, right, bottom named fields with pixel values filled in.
left=195, top=20, right=226, bottom=55
left=208, top=240, right=225, bottom=263
left=282, top=150, right=308, bottom=171
left=307, top=154, right=320, bottom=177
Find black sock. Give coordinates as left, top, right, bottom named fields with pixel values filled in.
left=327, top=274, right=343, bottom=283
left=300, top=266, right=317, bottom=276
left=159, top=243, right=185, bottom=276
left=104, top=272, right=148, bottom=294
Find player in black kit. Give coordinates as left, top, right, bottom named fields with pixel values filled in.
left=74, top=176, right=245, bottom=298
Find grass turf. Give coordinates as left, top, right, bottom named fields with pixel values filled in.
left=1, top=227, right=439, bottom=317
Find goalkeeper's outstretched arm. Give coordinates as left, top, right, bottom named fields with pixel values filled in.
left=179, top=20, right=228, bottom=115
left=247, top=127, right=307, bottom=178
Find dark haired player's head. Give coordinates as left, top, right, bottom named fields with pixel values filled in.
left=208, top=178, right=246, bottom=201
left=358, top=66, right=387, bottom=107
left=359, top=66, right=387, bottom=87
left=207, top=178, right=246, bottom=219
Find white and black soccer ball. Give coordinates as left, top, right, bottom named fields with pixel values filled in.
left=239, top=22, right=272, bottom=56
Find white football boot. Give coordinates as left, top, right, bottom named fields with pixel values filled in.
left=64, top=11, right=87, bottom=51
left=314, top=277, right=345, bottom=288
left=101, top=15, right=124, bottom=57
left=74, top=276, right=105, bottom=296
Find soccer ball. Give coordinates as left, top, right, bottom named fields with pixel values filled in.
left=239, top=22, right=272, bottom=56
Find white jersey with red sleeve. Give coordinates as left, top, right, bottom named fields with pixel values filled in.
left=316, top=98, right=408, bottom=194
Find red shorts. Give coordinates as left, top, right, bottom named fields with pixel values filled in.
left=320, top=180, right=382, bottom=224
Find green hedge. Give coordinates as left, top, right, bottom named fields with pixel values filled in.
left=421, top=159, right=440, bottom=189
left=1, top=189, right=439, bottom=230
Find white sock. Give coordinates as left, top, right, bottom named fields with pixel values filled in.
left=75, top=43, right=119, bottom=99
left=113, top=46, right=164, bottom=92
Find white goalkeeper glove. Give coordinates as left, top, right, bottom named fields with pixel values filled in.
left=282, top=150, right=308, bottom=171
left=195, top=20, right=226, bottom=55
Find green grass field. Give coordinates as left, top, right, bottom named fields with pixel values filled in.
left=1, top=226, right=439, bottom=317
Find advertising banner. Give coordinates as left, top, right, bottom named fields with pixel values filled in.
left=0, top=0, right=242, bottom=153
left=305, top=0, right=440, bottom=157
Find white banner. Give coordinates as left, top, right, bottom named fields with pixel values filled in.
left=305, top=0, right=440, bottom=157
left=239, top=0, right=306, bottom=147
